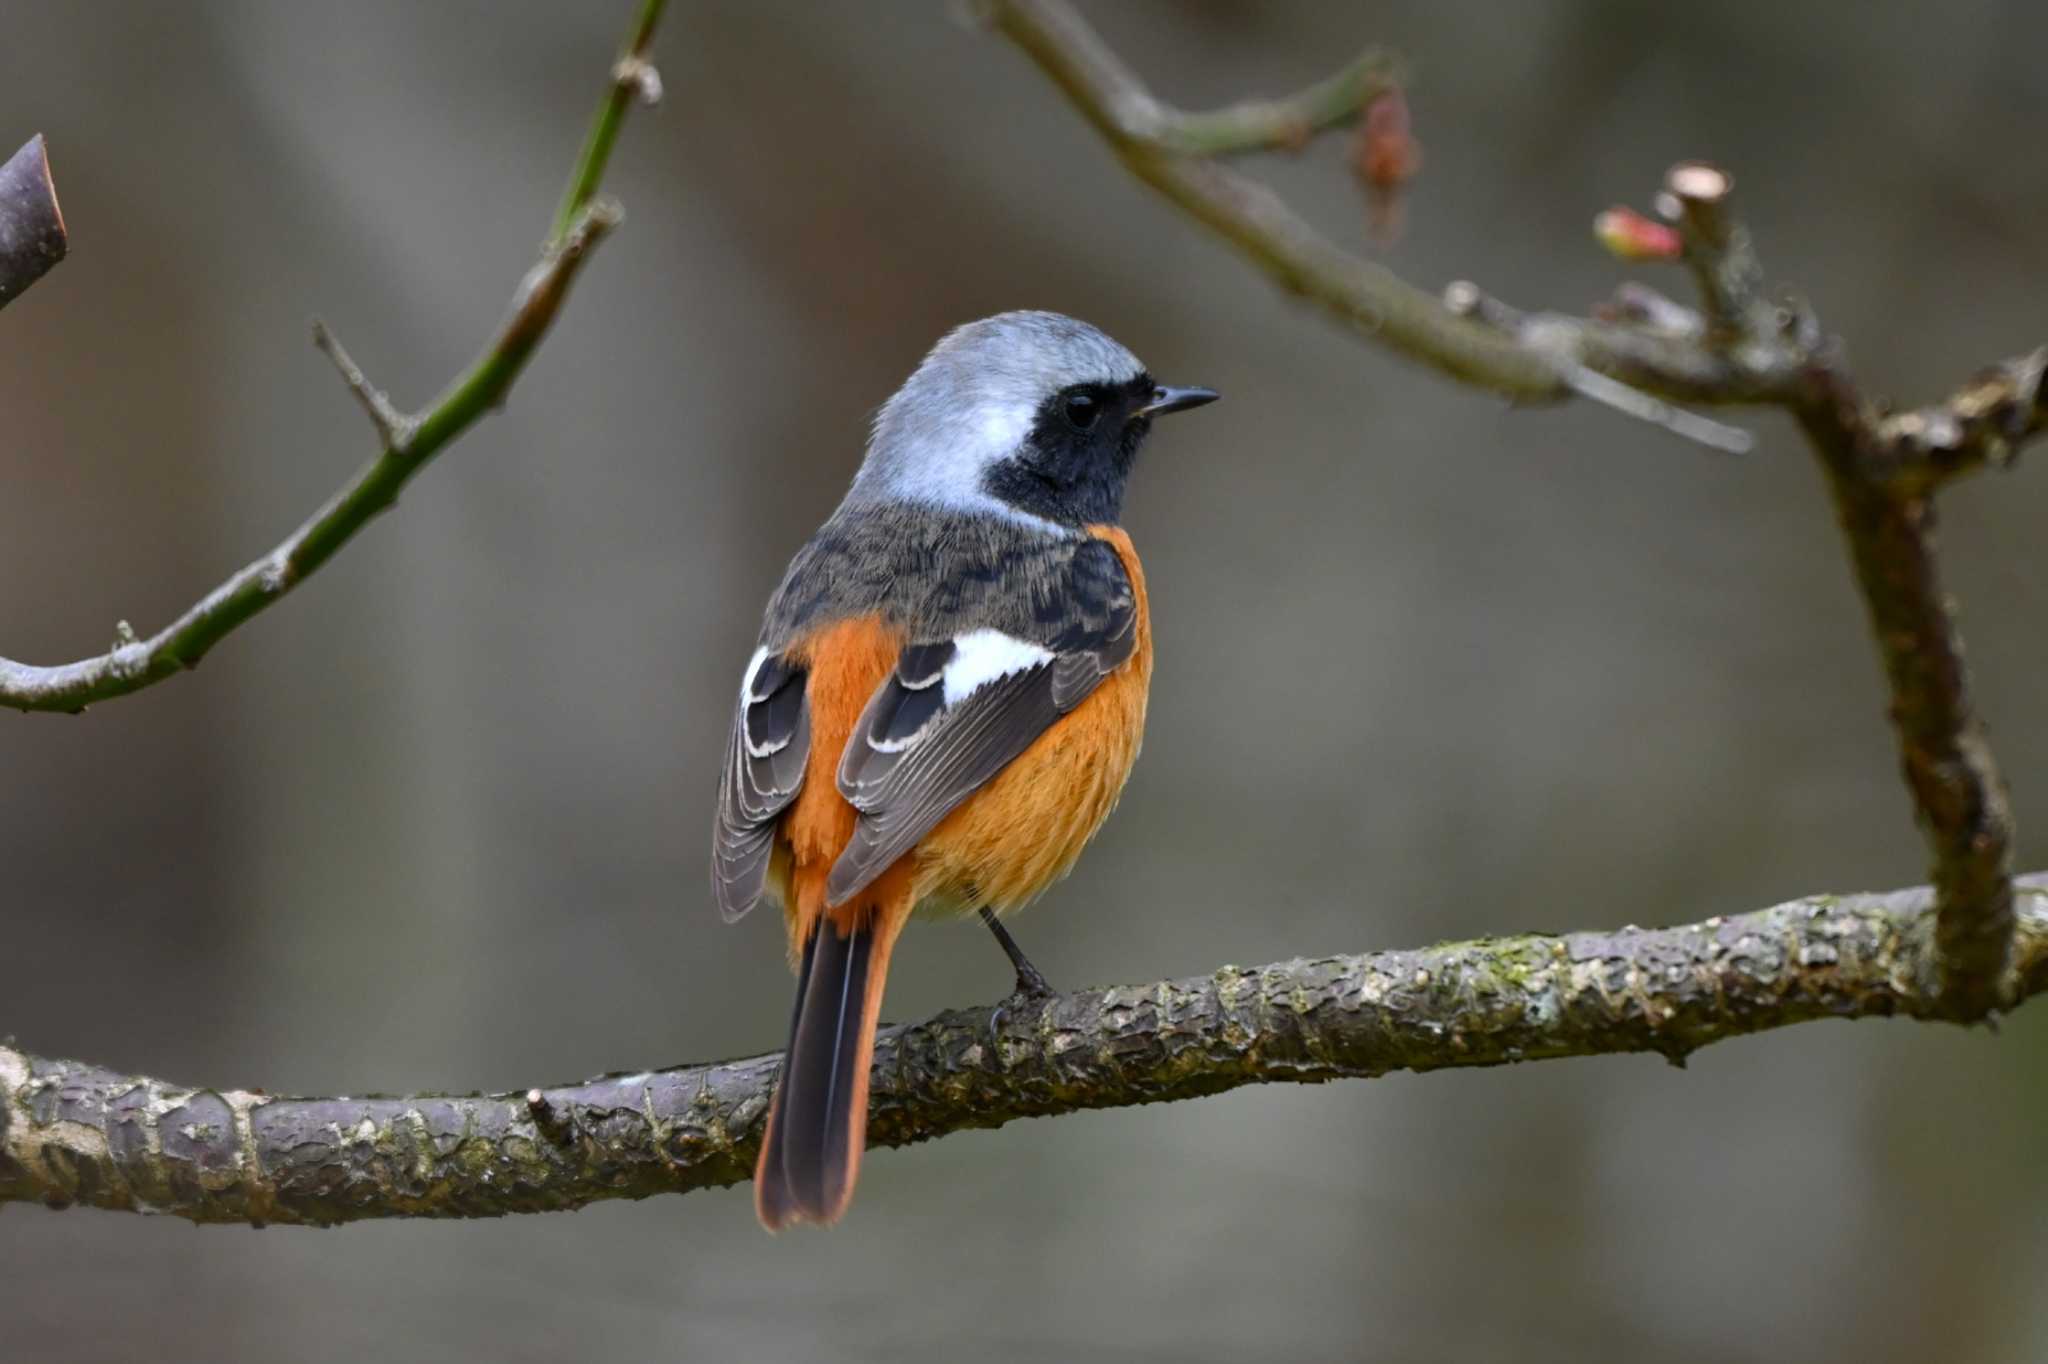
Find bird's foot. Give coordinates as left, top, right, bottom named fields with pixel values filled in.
left=1006, top=959, right=1055, bottom=1004
left=979, top=906, right=1056, bottom=1045
left=988, top=967, right=1056, bottom=1044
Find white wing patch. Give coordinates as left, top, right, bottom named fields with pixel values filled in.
left=942, top=630, right=1054, bottom=706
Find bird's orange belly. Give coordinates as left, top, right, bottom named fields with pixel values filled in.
left=770, top=525, right=1152, bottom=930
left=914, top=525, right=1152, bottom=915
left=911, top=639, right=1149, bottom=916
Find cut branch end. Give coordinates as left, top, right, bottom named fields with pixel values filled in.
left=0, top=134, right=68, bottom=311
left=1666, top=161, right=1733, bottom=208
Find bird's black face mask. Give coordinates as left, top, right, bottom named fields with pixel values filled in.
left=984, top=373, right=1214, bottom=527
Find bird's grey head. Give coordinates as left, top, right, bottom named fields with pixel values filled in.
left=847, top=310, right=1217, bottom=532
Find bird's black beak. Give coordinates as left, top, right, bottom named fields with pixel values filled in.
left=1136, top=384, right=1220, bottom=418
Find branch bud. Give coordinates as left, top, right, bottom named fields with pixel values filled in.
left=1594, top=206, right=1681, bottom=262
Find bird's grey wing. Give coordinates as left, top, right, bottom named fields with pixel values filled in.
left=712, top=647, right=811, bottom=922
left=826, top=540, right=1138, bottom=906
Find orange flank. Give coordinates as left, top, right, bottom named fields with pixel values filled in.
left=772, top=614, right=914, bottom=952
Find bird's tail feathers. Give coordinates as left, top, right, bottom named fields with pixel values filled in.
left=755, top=904, right=904, bottom=1229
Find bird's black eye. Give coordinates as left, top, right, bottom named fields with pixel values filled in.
left=1063, top=392, right=1099, bottom=430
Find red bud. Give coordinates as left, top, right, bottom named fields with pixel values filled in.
left=1594, top=206, right=1682, bottom=262
left=1352, top=89, right=1422, bottom=247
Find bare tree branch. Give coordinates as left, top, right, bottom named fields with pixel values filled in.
left=983, top=0, right=2035, bottom=1020
left=0, top=0, right=668, bottom=715
left=1555, top=360, right=1752, bottom=454
left=4, top=0, right=2040, bottom=1237
left=978, top=0, right=1774, bottom=432
left=5, top=875, right=2042, bottom=1226
left=1139, top=48, right=1406, bottom=157
left=0, top=134, right=66, bottom=310
left=1797, top=374, right=2021, bottom=1017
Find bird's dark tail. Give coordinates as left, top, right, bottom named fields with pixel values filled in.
left=755, top=907, right=903, bottom=1229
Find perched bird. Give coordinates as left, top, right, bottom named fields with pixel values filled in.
left=714, top=310, right=1216, bottom=1230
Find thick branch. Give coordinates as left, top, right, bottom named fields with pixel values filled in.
left=1800, top=372, right=2019, bottom=1015
left=986, top=0, right=2033, bottom=1019
left=1664, top=168, right=2020, bottom=1017
left=5, top=875, right=2043, bottom=1226
left=0, top=0, right=667, bottom=715
left=0, top=135, right=66, bottom=310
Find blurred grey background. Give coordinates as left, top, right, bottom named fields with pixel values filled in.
left=5, top=2, right=2047, bottom=1360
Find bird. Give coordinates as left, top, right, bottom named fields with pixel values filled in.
left=713, top=310, right=1217, bottom=1230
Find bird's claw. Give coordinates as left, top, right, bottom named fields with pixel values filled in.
left=1008, top=961, right=1055, bottom=1003
left=988, top=971, right=1055, bottom=1048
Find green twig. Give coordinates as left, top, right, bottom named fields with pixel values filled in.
left=0, top=0, right=667, bottom=715
left=1159, top=48, right=1404, bottom=156
left=551, top=0, right=667, bottom=245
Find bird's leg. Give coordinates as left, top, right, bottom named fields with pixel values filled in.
left=980, top=906, right=1054, bottom=1001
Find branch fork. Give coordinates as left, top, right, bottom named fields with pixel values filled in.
left=984, top=0, right=2032, bottom=1019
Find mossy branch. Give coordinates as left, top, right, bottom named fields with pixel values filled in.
left=6, top=875, right=2043, bottom=1226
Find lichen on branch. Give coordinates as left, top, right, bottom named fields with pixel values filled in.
left=6, top=876, right=2043, bottom=1226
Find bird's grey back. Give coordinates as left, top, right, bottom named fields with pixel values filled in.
left=759, top=503, right=1088, bottom=651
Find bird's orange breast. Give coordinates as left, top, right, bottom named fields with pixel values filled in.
left=916, top=526, right=1152, bottom=915
left=766, top=526, right=1152, bottom=949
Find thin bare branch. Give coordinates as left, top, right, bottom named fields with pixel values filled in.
left=1155, top=48, right=1405, bottom=157
left=981, top=0, right=1774, bottom=457
left=6, top=874, right=2043, bottom=1225
left=311, top=319, right=413, bottom=451
left=1558, top=361, right=1754, bottom=454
